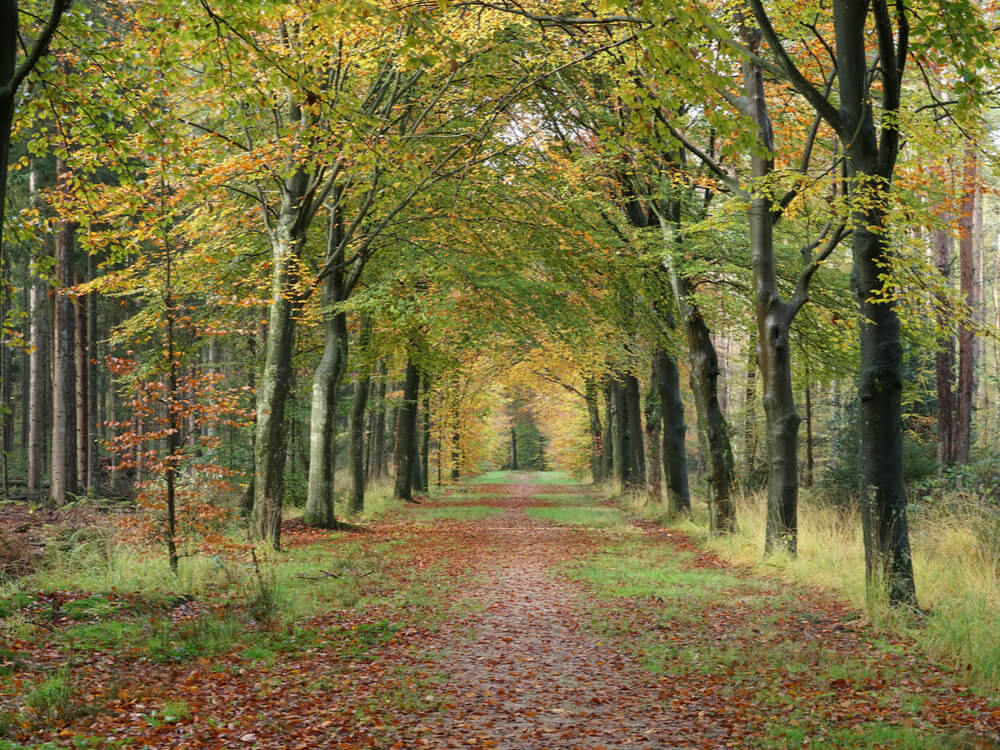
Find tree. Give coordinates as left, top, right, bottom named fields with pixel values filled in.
left=742, top=0, right=995, bottom=603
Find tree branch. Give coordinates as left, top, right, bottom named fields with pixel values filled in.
left=0, top=0, right=68, bottom=100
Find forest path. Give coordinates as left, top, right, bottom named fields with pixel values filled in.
left=378, top=473, right=1000, bottom=749
left=384, top=475, right=714, bottom=748
left=9, top=472, right=999, bottom=749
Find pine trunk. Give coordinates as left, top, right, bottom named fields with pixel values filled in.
left=27, top=166, right=49, bottom=494
left=51, top=158, right=77, bottom=505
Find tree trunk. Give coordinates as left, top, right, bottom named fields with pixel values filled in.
left=804, top=370, right=814, bottom=488
left=450, top=403, right=460, bottom=480
left=625, top=372, right=646, bottom=483
left=74, top=274, right=89, bottom=493
left=601, top=378, right=613, bottom=481
left=584, top=379, right=603, bottom=483
left=418, top=379, right=430, bottom=492
left=933, top=223, right=955, bottom=467
left=743, top=341, right=758, bottom=484
left=832, top=2, right=917, bottom=606
left=347, top=318, right=371, bottom=514
left=371, top=362, right=387, bottom=480
left=252, top=175, right=306, bottom=547
left=27, top=165, right=49, bottom=494
left=610, top=376, right=629, bottom=490
left=659, top=212, right=733, bottom=530
left=655, top=350, right=690, bottom=514
left=740, top=37, right=801, bottom=554
left=86, top=251, right=99, bottom=492
left=510, top=426, right=518, bottom=470
left=394, top=358, right=420, bottom=501
left=954, top=145, right=977, bottom=465
left=645, top=360, right=662, bottom=504
left=304, top=211, right=347, bottom=528
left=51, top=158, right=77, bottom=505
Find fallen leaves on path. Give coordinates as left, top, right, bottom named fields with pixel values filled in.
left=3, top=476, right=998, bottom=748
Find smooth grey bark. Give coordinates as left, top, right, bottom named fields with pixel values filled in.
left=348, top=318, right=372, bottom=514
left=252, top=168, right=308, bottom=548
left=50, top=158, right=76, bottom=505
left=394, top=358, right=420, bottom=501
left=742, top=44, right=800, bottom=555
left=655, top=350, right=690, bottom=514
left=804, top=370, right=814, bottom=487
left=304, top=209, right=347, bottom=529
left=415, top=380, right=430, bottom=493
left=584, top=379, right=603, bottom=483
left=755, top=0, right=918, bottom=604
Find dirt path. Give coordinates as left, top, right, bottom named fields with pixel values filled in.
left=380, top=476, right=999, bottom=749
left=7, top=474, right=999, bottom=748
left=385, top=481, right=717, bottom=748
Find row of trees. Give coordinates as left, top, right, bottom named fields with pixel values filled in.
left=1, top=0, right=998, bottom=606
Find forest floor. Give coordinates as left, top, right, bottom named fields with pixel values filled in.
left=1, top=472, right=999, bottom=748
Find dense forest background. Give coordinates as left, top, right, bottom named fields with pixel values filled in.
left=2, top=0, right=1000, bottom=708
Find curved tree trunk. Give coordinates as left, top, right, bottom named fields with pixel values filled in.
left=253, top=174, right=307, bottom=548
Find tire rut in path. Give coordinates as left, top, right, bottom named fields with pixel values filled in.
left=389, top=482, right=717, bottom=749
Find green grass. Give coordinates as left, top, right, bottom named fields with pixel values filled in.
left=523, top=471, right=578, bottom=485
left=430, top=493, right=508, bottom=504
left=693, top=489, right=1000, bottom=690
left=764, top=721, right=978, bottom=749
left=567, top=533, right=994, bottom=747
left=526, top=492, right=598, bottom=505
left=407, top=505, right=505, bottom=521
left=524, top=506, right=628, bottom=528
left=467, top=470, right=515, bottom=484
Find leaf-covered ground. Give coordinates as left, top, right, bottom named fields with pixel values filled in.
left=2, top=474, right=999, bottom=748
